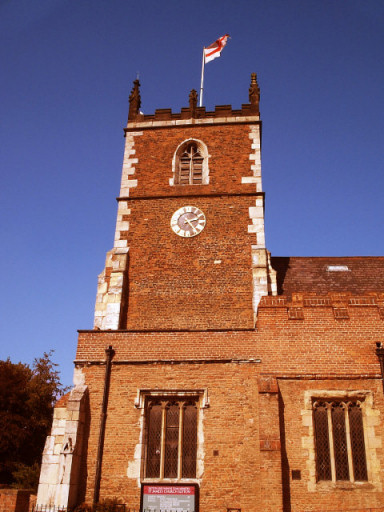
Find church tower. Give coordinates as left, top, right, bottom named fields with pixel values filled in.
left=94, top=73, right=276, bottom=332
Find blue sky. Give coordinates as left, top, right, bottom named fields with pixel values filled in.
left=1, top=0, right=383, bottom=386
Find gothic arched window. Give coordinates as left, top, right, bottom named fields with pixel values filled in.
left=172, top=139, right=209, bottom=186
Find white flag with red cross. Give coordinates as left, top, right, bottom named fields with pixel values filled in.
left=203, top=34, right=230, bottom=64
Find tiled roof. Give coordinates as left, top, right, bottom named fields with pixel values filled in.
left=271, top=256, right=384, bottom=297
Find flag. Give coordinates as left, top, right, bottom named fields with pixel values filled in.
left=204, top=34, right=230, bottom=64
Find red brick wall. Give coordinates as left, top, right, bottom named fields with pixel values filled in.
left=79, top=362, right=264, bottom=512
left=77, top=302, right=384, bottom=512
left=118, top=122, right=261, bottom=330
left=123, top=195, right=255, bottom=330
left=127, top=124, right=258, bottom=198
left=78, top=304, right=383, bottom=371
left=0, top=489, right=32, bottom=512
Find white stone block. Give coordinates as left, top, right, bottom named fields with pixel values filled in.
left=249, top=206, right=263, bottom=218
left=99, top=282, right=108, bottom=294
left=241, top=176, right=258, bottom=184
left=44, top=436, right=56, bottom=453
left=115, top=247, right=129, bottom=255
left=175, top=119, right=193, bottom=125
left=252, top=218, right=264, bottom=227
left=73, top=367, right=85, bottom=386
left=127, top=459, right=141, bottom=478
left=118, top=221, right=129, bottom=231
left=114, top=240, right=128, bottom=249
left=54, top=408, right=67, bottom=420
left=103, top=315, right=119, bottom=330
left=55, top=483, right=70, bottom=506
left=109, top=274, right=124, bottom=287
left=39, top=460, right=59, bottom=485
left=36, top=483, right=52, bottom=505
left=106, top=303, right=120, bottom=314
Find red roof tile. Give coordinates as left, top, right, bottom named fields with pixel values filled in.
left=271, top=256, right=384, bottom=297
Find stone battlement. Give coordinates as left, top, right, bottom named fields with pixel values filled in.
left=126, top=73, right=261, bottom=125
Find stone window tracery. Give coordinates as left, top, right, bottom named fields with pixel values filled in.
left=313, top=400, right=367, bottom=482
left=144, top=397, right=198, bottom=480
left=171, top=139, right=209, bottom=186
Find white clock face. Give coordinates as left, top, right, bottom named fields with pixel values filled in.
left=171, top=206, right=206, bottom=237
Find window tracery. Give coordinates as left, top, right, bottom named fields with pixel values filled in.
left=313, top=400, right=367, bottom=482
left=171, top=139, right=209, bottom=186
left=144, top=397, right=198, bottom=480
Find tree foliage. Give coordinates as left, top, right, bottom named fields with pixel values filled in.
left=0, top=351, right=69, bottom=487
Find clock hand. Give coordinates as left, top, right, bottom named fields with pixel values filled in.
left=184, top=216, right=198, bottom=224
left=185, top=218, right=198, bottom=231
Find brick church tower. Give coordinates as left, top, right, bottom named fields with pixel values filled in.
left=93, top=73, right=276, bottom=333
left=37, top=75, right=384, bottom=512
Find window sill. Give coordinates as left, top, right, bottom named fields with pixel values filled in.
left=316, top=480, right=374, bottom=491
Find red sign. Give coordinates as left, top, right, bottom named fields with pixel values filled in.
left=144, top=486, right=195, bottom=495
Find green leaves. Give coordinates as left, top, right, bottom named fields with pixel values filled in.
left=0, top=351, right=69, bottom=489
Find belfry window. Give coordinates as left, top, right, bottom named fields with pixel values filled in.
left=172, top=140, right=209, bottom=186
left=313, top=400, right=367, bottom=482
left=144, top=397, right=198, bottom=479
left=176, top=143, right=203, bottom=185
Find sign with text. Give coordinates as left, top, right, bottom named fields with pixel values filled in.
left=141, top=484, right=197, bottom=512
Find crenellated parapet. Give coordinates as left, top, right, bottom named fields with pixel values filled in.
left=127, top=73, right=261, bottom=128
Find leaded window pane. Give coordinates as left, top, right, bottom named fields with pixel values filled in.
left=182, top=403, right=197, bottom=478
left=313, top=403, right=331, bottom=481
left=349, top=403, right=368, bottom=481
left=144, top=396, right=198, bottom=480
left=313, top=399, right=368, bottom=484
left=164, top=404, right=179, bottom=478
left=332, top=402, right=349, bottom=480
left=146, top=403, right=162, bottom=478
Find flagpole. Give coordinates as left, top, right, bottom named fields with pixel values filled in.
left=199, top=47, right=205, bottom=107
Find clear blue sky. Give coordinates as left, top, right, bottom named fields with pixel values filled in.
left=1, top=0, right=383, bottom=386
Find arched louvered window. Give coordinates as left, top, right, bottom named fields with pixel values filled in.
left=173, top=140, right=209, bottom=186
left=144, top=397, right=198, bottom=479
left=313, top=400, right=367, bottom=482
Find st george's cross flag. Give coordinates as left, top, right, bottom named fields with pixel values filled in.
left=204, top=34, right=230, bottom=64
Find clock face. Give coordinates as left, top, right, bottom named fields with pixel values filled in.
left=171, top=206, right=206, bottom=237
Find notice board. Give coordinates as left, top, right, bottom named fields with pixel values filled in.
left=141, top=484, right=198, bottom=512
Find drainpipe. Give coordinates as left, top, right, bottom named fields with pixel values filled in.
left=375, top=342, right=384, bottom=393
left=93, top=345, right=115, bottom=506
